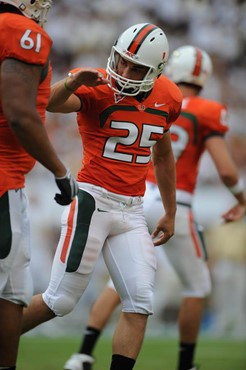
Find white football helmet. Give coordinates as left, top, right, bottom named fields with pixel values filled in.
left=107, top=23, right=169, bottom=96
left=1, top=0, right=52, bottom=26
left=165, top=45, right=212, bottom=87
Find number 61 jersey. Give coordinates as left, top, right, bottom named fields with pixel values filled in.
left=73, top=68, right=182, bottom=197
left=0, top=12, right=52, bottom=196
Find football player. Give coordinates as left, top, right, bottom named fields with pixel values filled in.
left=21, top=23, right=182, bottom=370
left=0, top=1, right=78, bottom=368
left=63, top=46, right=246, bottom=370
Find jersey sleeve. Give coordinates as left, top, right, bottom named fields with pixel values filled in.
left=201, top=101, right=229, bottom=140
left=0, top=15, right=52, bottom=66
left=165, top=80, right=183, bottom=130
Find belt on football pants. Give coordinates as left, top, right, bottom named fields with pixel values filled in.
left=78, top=182, right=143, bottom=206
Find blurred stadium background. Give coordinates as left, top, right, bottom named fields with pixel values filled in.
left=24, top=0, right=246, bottom=352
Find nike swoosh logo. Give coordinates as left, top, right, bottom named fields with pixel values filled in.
left=97, top=208, right=108, bottom=212
left=154, top=102, right=166, bottom=107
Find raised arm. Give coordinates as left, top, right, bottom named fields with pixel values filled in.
left=205, top=136, right=246, bottom=221
left=151, top=131, right=177, bottom=246
left=47, top=68, right=108, bottom=113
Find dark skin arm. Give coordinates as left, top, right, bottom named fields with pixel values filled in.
left=1, top=58, right=67, bottom=177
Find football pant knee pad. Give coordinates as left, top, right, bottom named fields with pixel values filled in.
left=121, top=285, right=154, bottom=315
left=183, top=274, right=212, bottom=298
left=42, top=291, right=78, bottom=317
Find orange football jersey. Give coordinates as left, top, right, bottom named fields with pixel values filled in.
left=0, top=13, right=52, bottom=196
left=147, top=95, right=229, bottom=193
left=73, top=68, right=182, bottom=196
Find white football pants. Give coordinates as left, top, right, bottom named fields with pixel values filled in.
left=43, top=182, right=157, bottom=316
left=144, top=182, right=211, bottom=297
left=0, top=189, right=33, bottom=305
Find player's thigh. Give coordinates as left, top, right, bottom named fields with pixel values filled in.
left=4, top=257, right=33, bottom=305
left=103, top=214, right=157, bottom=314
left=0, top=189, right=31, bottom=302
left=164, top=206, right=211, bottom=297
left=44, top=189, right=111, bottom=315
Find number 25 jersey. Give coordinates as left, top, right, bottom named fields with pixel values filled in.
left=73, top=69, right=182, bottom=196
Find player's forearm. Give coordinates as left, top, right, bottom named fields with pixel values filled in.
left=206, top=136, right=246, bottom=206
left=226, top=178, right=246, bottom=206
left=47, top=79, right=78, bottom=112
left=217, top=161, right=245, bottom=206
left=9, top=112, right=66, bottom=177
left=154, top=151, right=177, bottom=217
left=234, top=192, right=246, bottom=206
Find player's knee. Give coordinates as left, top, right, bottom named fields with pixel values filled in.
left=122, top=288, right=154, bottom=315
left=23, top=281, right=33, bottom=305
left=5, top=285, right=32, bottom=306
left=199, top=275, right=212, bottom=297
left=183, top=279, right=212, bottom=298
left=203, top=278, right=212, bottom=297
left=43, top=293, right=77, bottom=317
left=2, top=266, right=33, bottom=306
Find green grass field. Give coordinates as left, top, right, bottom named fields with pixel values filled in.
left=18, top=336, right=246, bottom=370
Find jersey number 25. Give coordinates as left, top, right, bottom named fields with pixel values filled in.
left=103, top=121, right=164, bottom=164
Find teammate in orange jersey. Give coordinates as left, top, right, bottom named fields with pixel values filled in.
left=20, top=23, right=182, bottom=370
left=63, top=46, right=246, bottom=370
left=0, top=1, right=78, bottom=368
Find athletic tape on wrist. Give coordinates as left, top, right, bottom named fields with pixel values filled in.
left=228, top=178, right=244, bottom=195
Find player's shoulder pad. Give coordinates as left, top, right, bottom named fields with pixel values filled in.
left=2, top=13, right=52, bottom=42
left=199, top=96, right=226, bottom=110
left=156, top=75, right=183, bottom=104
left=198, top=96, right=227, bottom=118
left=0, top=13, right=52, bottom=65
left=196, top=96, right=228, bottom=130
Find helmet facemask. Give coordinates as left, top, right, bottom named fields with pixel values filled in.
left=33, top=0, right=52, bottom=27
left=107, top=48, right=159, bottom=97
